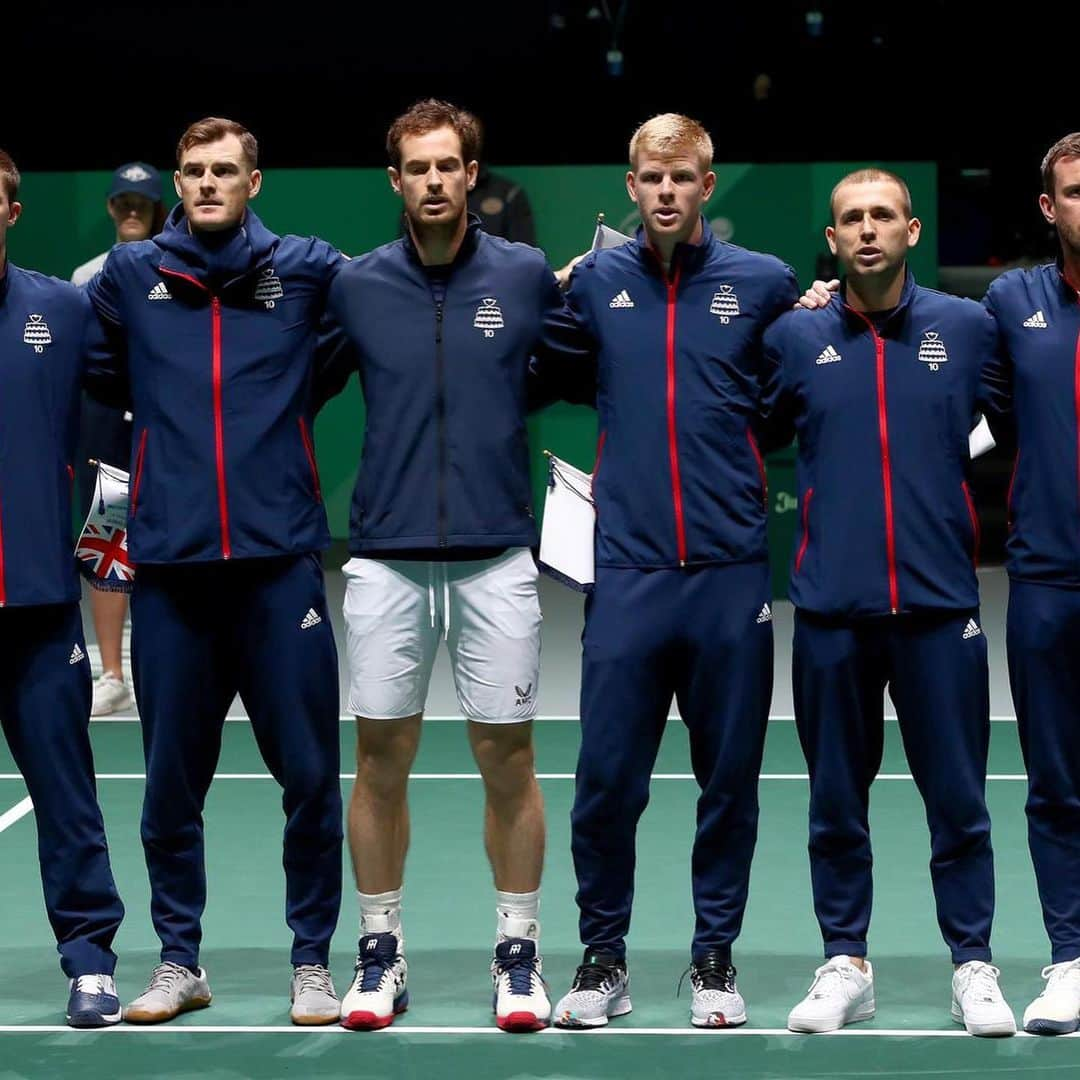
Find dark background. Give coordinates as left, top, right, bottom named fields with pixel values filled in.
left=10, top=0, right=1072, bottom=562
left=9, top=0, right=1074, bottom=266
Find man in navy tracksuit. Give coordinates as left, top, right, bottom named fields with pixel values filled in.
left=0, top=149, right=125, bottom=1027
left=85, top=119, right=345, bottom=1026
left=549, top=114, right=798, bottom=1029
left=762, top=169, right=1015, bottom=1036
left=981, top=134, right=1080, bottom=1035
left=319, top=100, right=588, bottom=1033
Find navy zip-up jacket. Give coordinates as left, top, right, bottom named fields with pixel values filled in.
left=86, top=205, right=346, bottom=564
left=562, top=225, right=798, bottom=569
left=982, top=262, right=1080, bottom=585
left=761, top=271, right=997, bottom=617
left=0, top=264, right=92, bottom=606
left=323, top=217, right=587, bottom=554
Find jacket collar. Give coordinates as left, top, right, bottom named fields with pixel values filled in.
left=840, top=266, right=918, bottom=333
left=401, top=213, right=483, bottom=270
left=633, top=218, right=715, bottom=280
left=1056, top=256, right=1080, bottom=302
left=154, top=203, right=279, bottom=291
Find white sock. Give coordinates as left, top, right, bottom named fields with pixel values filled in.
left=495, top=888, right=540, bottom=945
left=358, top=888, right=403, bottom=946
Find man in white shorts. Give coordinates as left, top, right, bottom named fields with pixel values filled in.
left=321, top=99, right=590, bottom=1032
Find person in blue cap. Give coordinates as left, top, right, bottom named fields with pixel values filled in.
left=71, top=162, right=166, bottom=717
left=73, top=163, right=167, bottom=287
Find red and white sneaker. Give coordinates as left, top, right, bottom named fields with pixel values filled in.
left=340, top=933, right=408, bottom=1030
left=492, top=938, right=550, bottom=1032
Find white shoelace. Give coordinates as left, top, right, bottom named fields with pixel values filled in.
left=72, top=975, right=115, bottom=996
left=806, top=959, right=861, bottom=999
left=146, top=962, right=192, bottom=993
left=1042, top=958, right=1080, bottom=987
left=294, top=964, right=335, bottom=996
left=959, top=962, right=1003, bottom=1002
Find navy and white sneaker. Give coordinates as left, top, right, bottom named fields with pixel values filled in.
left=491, top=938, right=550, bottom=1032
left=1024, top=958, right=1080, bottom=1034
left=340, top=933, right=408, bottom=1030
left=67, top=974, right=122, bottom=1028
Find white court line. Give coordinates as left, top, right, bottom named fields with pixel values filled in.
left=768, top=716, right=1020, bottom=723
left=0, top=1023, right=1069, bottom=1037
left=0, top=773, right=1031, bottom=782
left=84, top=714, right=590, bottom=724
left=87, top=714, right=1021, bottom=723
left=0, top=796, right=33, bottom=832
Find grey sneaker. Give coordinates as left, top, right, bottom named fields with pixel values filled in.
left=290, top=964, right=339, bottom=1026
left=553, top=950, right=632, bottom=1028
left=124, top=962, right=212, bottom=1024
left=687, top=953, right=747, bottom=1028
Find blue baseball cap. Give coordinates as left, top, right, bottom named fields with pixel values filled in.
left=108, top=162, right=162, bottom=203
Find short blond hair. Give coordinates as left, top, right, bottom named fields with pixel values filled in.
left=829, top=168, right=912, bottom=222
left=629, top=113, right=713, bottom=172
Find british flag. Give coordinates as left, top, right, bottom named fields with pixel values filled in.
left=77, top=522, right=134, bottom=592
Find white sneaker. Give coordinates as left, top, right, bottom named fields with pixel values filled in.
left=1023, top=957, right=1080, bottom=1035
left=340, top=933, right=408, bottom=1030
left=553, top=950, right=632, bottom=1029
left=492, top=938, right=550, bottom=1031
left=787, top=956, right=875, bottom=1033
left=91, top=672, right=133, bottom=716
left=124, top=962, right=212, bottom=1024
left=951, top=961, right=1016, bottom=1036
left=687, top=953, right=746, bottom=1028
left=290, top=964, right=339, bottom=1026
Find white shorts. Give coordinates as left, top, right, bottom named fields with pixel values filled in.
left=342, top=548, right=541, bottom=723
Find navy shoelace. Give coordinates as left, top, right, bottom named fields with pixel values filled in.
left=496, top=952, right=539, bottom=995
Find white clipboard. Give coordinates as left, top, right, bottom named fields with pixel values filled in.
left=538, top=451, right=595, bottom=592
left=968, top=414, right=996, bottom=459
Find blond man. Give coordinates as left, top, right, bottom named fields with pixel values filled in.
left=550, top=114, right=797, bottom=1028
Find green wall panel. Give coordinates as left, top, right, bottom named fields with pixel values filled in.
left=12, top=162, right=935, bottom=591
